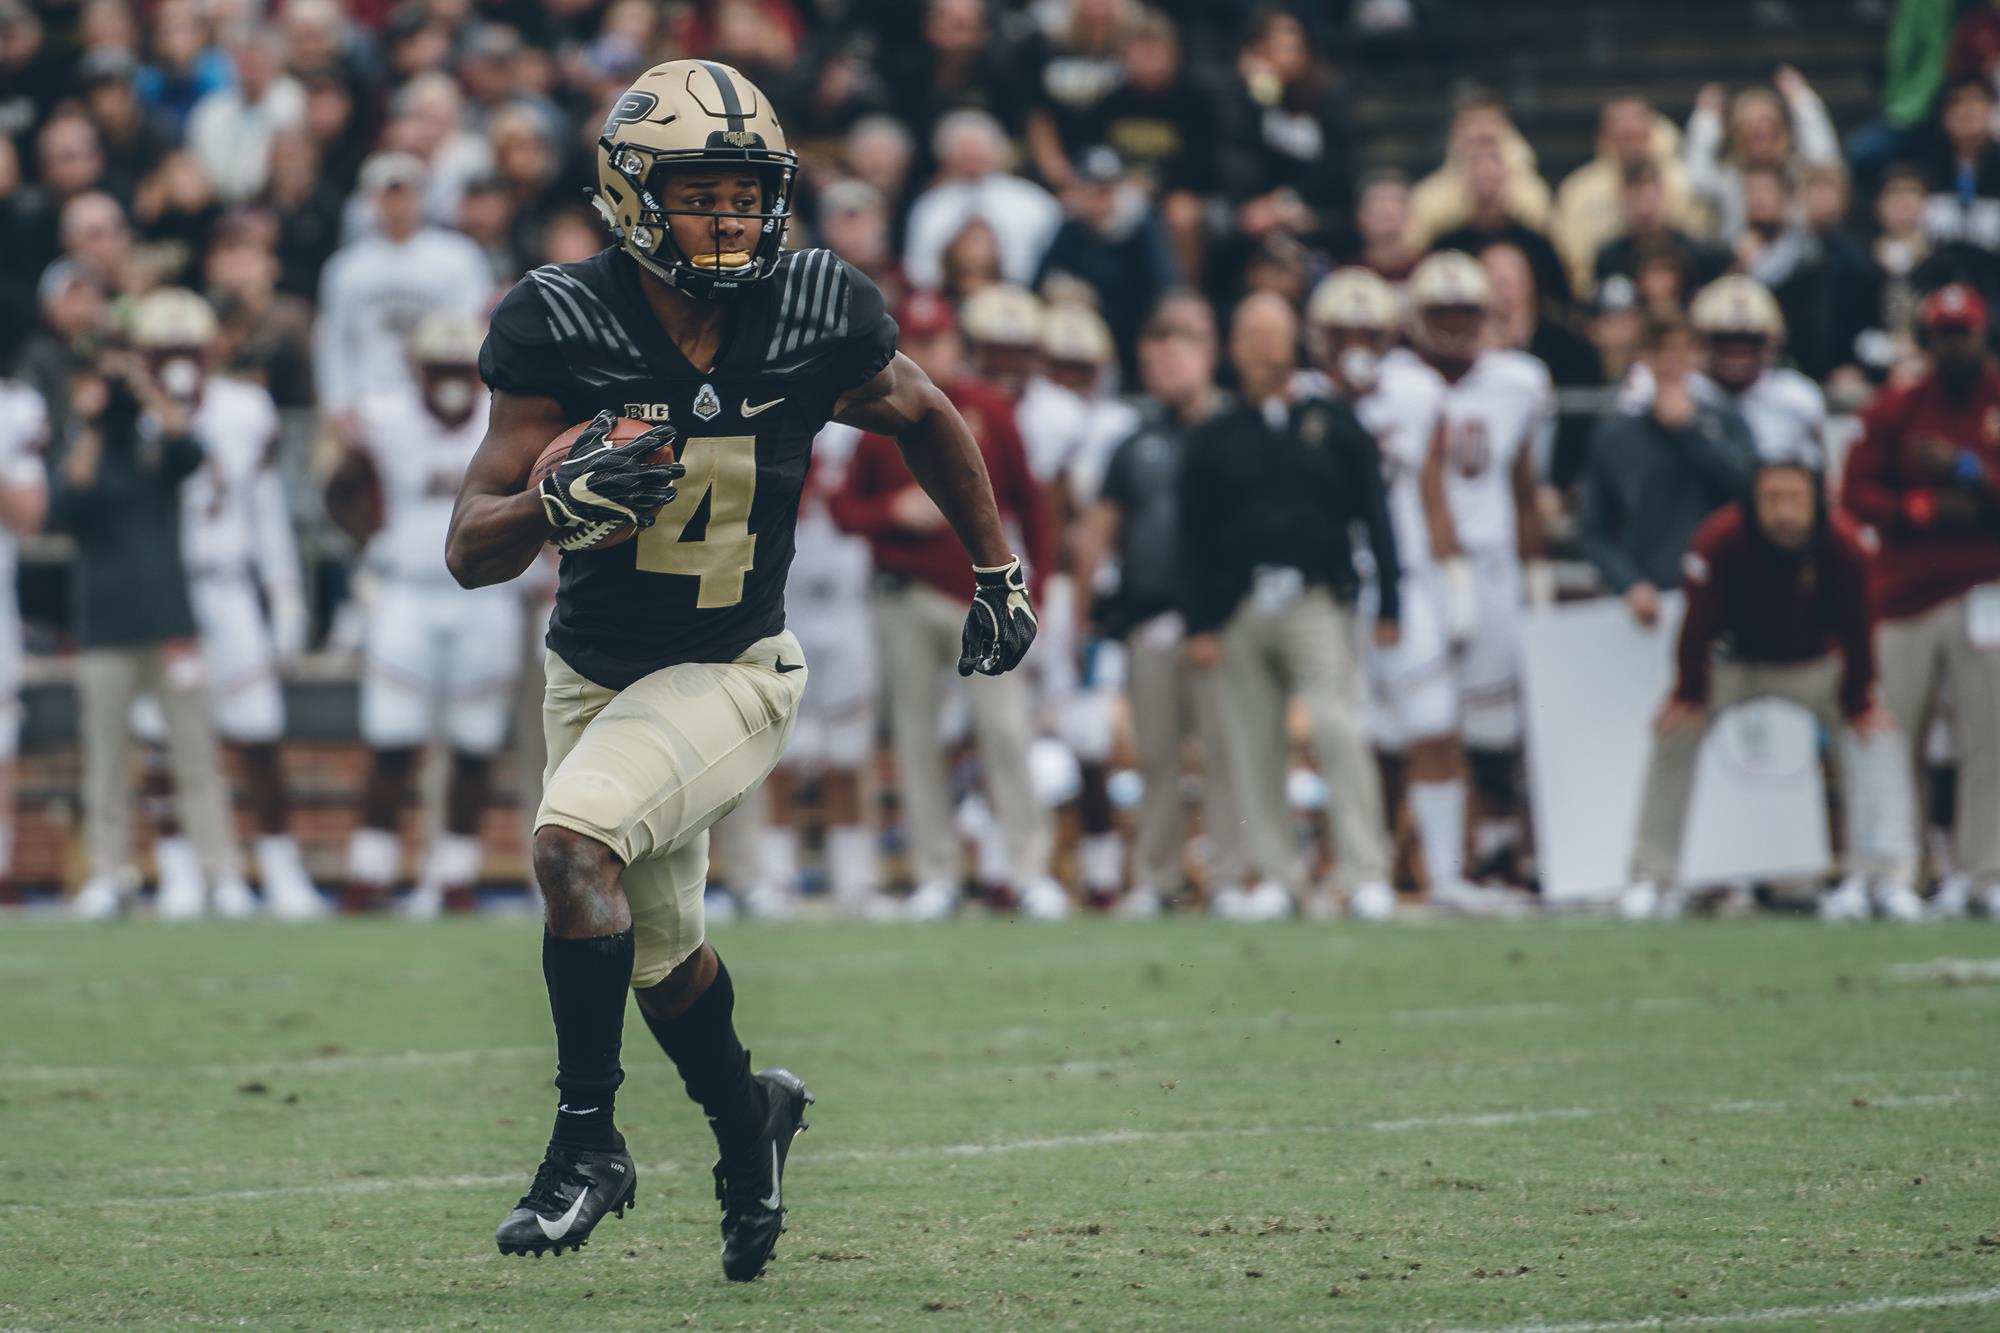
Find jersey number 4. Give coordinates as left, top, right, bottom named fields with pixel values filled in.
left=635, top=435, right=757, bottom=608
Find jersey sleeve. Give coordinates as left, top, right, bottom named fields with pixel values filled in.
left=478, top=277, right=570, bottom=401
left=829, top=259, right=899, bottom=393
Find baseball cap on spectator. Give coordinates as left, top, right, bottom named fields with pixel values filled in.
left=79, top=47, right=136, bottom=87
left=37, top=258, right=101, bottom=307
left=360, top=151, right=426, bottom=194
left=896, top=290, right=957, bottom=340
left=1921, top=283, right=1988, bottom=332
left=1596, top=273, right=1639, bottom=315
left=820, top=179, right=884, bottom=218
left=1074, top=145, right=1124, bottom=186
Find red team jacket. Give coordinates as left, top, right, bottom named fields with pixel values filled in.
left=1674, top=504, right=1878, bottom=719
left=829, top=376, right=1054, bottom=602
left=1840, top=364, right=2000, bottom=620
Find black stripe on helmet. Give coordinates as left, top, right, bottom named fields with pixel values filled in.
left=699, top=61, right=746, bottom=132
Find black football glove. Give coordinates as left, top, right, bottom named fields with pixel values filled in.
left=957, top=556, right=1037, bottom=677
left=540, top=410, right=686, bottom=552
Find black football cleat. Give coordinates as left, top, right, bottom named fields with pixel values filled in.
left=713, top=1068, right=813, bottom=1281
left=495, top=1141, right=637, bottom=1257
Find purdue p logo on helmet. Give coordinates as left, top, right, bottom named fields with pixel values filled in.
left=593, top=60, right=796, bottom=301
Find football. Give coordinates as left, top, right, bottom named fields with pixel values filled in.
left=529, top=415, right=676, bottom=552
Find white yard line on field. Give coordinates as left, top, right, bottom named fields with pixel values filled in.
left=0, top=1089, right=1979, bottom=1215
left=1446, top=1282, right=2000, bottom=1333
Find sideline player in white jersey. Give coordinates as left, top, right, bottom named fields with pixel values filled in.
left=1619, top=276, right=1827, bottom=464
left=733, top=419, right=893, bottom=919
left=1305, top=268, right=1474, bottom=916
left=1015, top=303, right=1140, bottom=908
left=325, top=313, right=524, bottom=916
left=1409, top=251, right=1557, bottom=891
left=0, top=369, right=49, bottom=900
left=128, top=289, right=326, bottom=920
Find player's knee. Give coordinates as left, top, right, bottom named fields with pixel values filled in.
left=633, top=942, right=717, bottom=1022
left=532, top=825, right=621, bottom=905
left=1467, top=747, right=1519, bottom=808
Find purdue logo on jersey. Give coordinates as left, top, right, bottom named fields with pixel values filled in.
left=625, top=402, right=672, bottom=423
left=693, top=383, right=722, bottom=422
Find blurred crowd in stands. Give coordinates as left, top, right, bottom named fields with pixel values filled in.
left=2, top=0, right=1998, bottom=924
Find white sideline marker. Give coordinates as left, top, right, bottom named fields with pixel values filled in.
left=1445, top=1282, right=2000, bottom=1333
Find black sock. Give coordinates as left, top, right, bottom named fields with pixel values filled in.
left=543, top=928, right=633, bottom=1152
left=637, top=955, right=766, bottom=1156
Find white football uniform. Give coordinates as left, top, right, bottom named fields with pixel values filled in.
left=1438, top=349, right=1554, bottom=749
left=0, top=382, right=49, bottom=760
left=354, top=388, right=522, bottom=754
left=782, top=423, right=876, bottom=770
left=1354, top=349, right=1457, bottom=750
left=1619, top=362, right=1825, bottom=464
left=312, top=227, right=494, bottom=413
left=1014, top=377, right=1141, bottom=761
left=133, top=377, right=291, bottom=744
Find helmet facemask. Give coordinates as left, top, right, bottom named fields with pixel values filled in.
left=595, top=138, right=796, bottom=302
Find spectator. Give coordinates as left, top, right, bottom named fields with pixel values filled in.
left=1620, top=455, right=1922, bottom=922
left=265, top=127, right=346, bottom=300
left=940, top=217, right=1005, bottom=307
left=816, top=179, right=909, bottom=313
left=840, top=116, right=917, bottom=234
left=1579, top=313, right=1758, bottom=625
left=187, top=25, right=306, bottom=206
left=373, top=71, right=492, bottom=235
left=1783, top=162, right=1883, bottom=387
left=1219, top=8, right=1354, bottom=252
left=1863, top=164, right=1932, bottom=377
left=79, top=49, right=175, bottom=207
left=298, top=68, right=367, bottom=202
left=1913, top=75, right=2000, bottom=306
left=1023, top=0, right=1134, bottom=190
left=53, top=348, right=251, bottom=922
left=1590, top=274, right=1648, bottom=382
left=133, top=0, right=231, bottom=135
left=0, top=343, right=46, bottom=906
left=57, top=192, right=132, bottom=285
left=16, top=263, right=109, bottom=451
left=1346, top=170, right=1424, bottom=283
left=1407, top=90, right=1552, bottom=252
left=1840, top=283, right=2000, bottom=918
left=1179, top=291, right=1399, bottom=921
left=1480, top=241, right=1602, bottom=491
left=1551, top=96, right=1704, bottom=298
left=903, top=109, right=1062, bottom=291
left=312, top=152, right=493, bottom=421
left=1593, top=160, right=1729, bottom=298
left=1082, top=9, right=1213, bottom=280
left=205, top=221, right=316, bottom=407
left=829, top=290, right=1061, bottom=922
left=129, top=150, right=220, bottom=286
left=885, top=0, right=1027, bottom=165
left=1732, top=164, right=1814, bottom=292
left=1074, top=294, right=1242, bottom=918
left=11, top=114, right=109, bottom=284
left=0, top=1, right=64, bottom=146
left=1683, top=66, right=1840, bottom=243
left=1432, top=138, right=1573, bottom=312
left=1033, top=146, right=1180, bottom=381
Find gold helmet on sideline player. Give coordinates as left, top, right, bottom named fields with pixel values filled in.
left=591, top=59, right=796, bottom=301
left=1691, top=275, right=1784, bottom=394
left=1407, top=250, right=1490, bottom=370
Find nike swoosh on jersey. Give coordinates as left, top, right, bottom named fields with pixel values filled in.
left=740, top=397, right=785, bottom=417
left=536, top=1190, right=591, bottom=1240
left=759, top=1141, right=782, bottom=1210
left=774, top=658, right=804, bottom=673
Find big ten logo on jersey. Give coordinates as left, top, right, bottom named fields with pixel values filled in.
left=1449, top=417, right=1492, bottom=478
left=625, top=402, right=673, bottom=423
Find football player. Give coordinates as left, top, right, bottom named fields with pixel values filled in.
left=0, top=356, right=49, bottom=903
left=128, top=288, right=325, bottom=921
left=961, top=284, right=1045, bottom=401
left=1015, top=303, right=1140, bottom=907
left=1305, top=268, right=1463, bottom=917
left=1409, top=252, right=1557, bottom=900
left=325, top=313, right=525, bottom=917
left=447, top=62, right=1036, bottom=1275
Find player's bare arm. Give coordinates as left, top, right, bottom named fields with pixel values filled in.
left=445, top=389, right=569, bottom=588
left=833, top=352, right=1011, bottom=568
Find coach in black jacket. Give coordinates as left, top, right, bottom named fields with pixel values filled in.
left=1177, top=291, right=1400, bottom=920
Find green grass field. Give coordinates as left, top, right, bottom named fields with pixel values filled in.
left=1, top=916, right=1996, bottom=1331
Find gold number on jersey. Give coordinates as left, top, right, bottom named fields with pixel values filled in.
left=634, top=435, right=758, bottom=608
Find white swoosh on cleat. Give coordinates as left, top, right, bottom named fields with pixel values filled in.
left=759, top=1141, right=781, bottom=1210
left=536, top=1191, right=590, bottom=1240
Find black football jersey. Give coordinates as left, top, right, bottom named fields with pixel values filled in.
left=479, top=246, right=899, bottom=688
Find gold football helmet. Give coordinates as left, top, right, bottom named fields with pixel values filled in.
left=592, top=59, right=796, bottom=301
left=1690, top=275, right=1784, bottom=340
left=1306, top=267, right=1400, bottom=331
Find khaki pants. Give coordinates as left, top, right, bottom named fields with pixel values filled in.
left=1125, top=619, right=1242, bottom=892
left=1877, top=590, right=2000, bottom=883
left=875, top=581, right=1049, bottom=887
left=1630, top=655, right=1917, bottom=886
left=536, top=631, right=805, bottom=988
left=78, top=644, right=239, bottom=884
left=1215, top=587, right=1388, bottom=891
